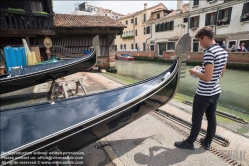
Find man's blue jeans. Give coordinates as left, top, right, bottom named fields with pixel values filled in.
left=186, top=93, right=220, bottom=144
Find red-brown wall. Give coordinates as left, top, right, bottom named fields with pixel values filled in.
left=115, top=51, right=155, bottom=58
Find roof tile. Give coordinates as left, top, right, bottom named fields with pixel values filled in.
left=54, top=14, right=127, bottom=28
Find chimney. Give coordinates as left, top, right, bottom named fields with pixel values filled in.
left=144, top=3, right=147, bottom=10
left=177, top=0, right=183, bottom=10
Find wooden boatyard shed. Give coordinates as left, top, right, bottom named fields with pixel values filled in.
left=0, top=0, right=54, bottom=53
left=0, top=0, right=55, bottom=69
left=53, top=14, right=126, bottom=69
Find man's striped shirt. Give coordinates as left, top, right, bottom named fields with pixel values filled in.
left=196, top=43, right=228, bottom=96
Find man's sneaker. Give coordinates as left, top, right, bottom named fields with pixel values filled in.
left=200, top=138, right=210, bottom=150
left=174, top=140, right=194, bottom=150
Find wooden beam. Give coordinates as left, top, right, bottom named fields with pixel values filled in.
left=55, top=29, right=121, bottom=35
left=0, top=29, right=55, bottom=37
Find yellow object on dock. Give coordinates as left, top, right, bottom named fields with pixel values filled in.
left=26, top=51, right=38, bottom=65
left=30, top=47, right=41, bottom=62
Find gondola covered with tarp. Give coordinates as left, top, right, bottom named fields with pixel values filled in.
left=0, top=35, right=100, bottom=94
left=0, top=33, right=190, bottom=165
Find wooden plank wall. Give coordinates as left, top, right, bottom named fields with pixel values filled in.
left=52, top=35, right=109, bottom=57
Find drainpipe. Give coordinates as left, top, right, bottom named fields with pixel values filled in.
left=146, top=23, right=153, bottom=51
left=214, top=6, right=220, bottom=36
left=133, top=16, right=135, bottom=50
left=187, top=13, right=190, bottom=33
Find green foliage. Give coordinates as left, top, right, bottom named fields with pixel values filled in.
left=8, top=8, right=25, bottom=12
left=122, top=36, right=134, bottom=40
left=8, top=8, right=25, bottom=14
left=32, top=11, right=48, bottom=15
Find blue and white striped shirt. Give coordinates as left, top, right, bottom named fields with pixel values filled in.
left=196, top=43, right=228, bottom=96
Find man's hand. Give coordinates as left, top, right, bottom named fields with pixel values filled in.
left=189, top=64, right=214, bottom=82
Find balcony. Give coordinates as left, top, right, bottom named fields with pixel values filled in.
left=0, top=8, right=54, bottom=35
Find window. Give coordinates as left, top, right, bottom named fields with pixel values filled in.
left=135, top=17, right=137, bottom=25
left=114, top=45, right=117, bottom=51
left=227, top=41, right=236, bottom=49
left=105, top=14, right=107, bottom=16
left=157, top=13, right=160, bottom=19
left=135, top=43, right=138, bottom=49
left=116, top=16, right=118, bottom=19
left=143, top=43, right=146, bottom=51
left=183, top=18, right=188, bottom=23
left=131, top=44, right=134, bottom=49
left=120, top=44, right=123, bottom=50
left=189, top=16, right=200, bottom=28
left=167, top=42, right=175, bottom=50
left=131, top=18, right=134, bottom=23
left=193, top=0, right=199, bottom=6
left=126, top=20, right=128, bottom=25
left=146, top=26, right=150, bottom=34
left=241, top=2, right=249, bottom=22
left=217, top=7, right=232, bottom=26
left=124, top=44, right=126, bottom=50
left=31, top=0, right=43, bottom=12
left=135, top=29, right=137, bottom=36
left=144, top=27, right=146, bottom=35
left=150, top=45, right=154, bottom=51
left=143, top=14, right=146, bottom=22
left=205, top=12, right=216, bottom=26
left=193, top=39, right=199, bottom=52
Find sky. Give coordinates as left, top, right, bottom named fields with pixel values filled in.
left=53, top=1, right=189, bottom=15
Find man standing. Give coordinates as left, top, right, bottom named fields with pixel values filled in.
left=174, top=27, right=228, bottom=150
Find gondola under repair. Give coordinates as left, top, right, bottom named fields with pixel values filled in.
left=0, top=35, right=100, bottom=95
left=0, top=33, right=190, bottom=165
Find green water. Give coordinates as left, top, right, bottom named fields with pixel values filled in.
left=115, top=60, right=249, bottom=112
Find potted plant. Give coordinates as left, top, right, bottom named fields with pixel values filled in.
left=32, top=11, right=48, bottom=17
left=8, top=8, right=25, bottom=14
left=217, top=18, right=228, bottom=25
left=241, top=13, right=249, bottom=19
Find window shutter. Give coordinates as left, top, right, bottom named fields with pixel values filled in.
left=158, top=23, right=161, bottom=32
left=196, top=16, right=200, bottom=27
left=172, top=42, right=175, bottom=50
left=242, top=3, right=248, bottom=15
left=189, top=17, right=193, bottom=28
left=205, top=13, right=210, bottom=26
left=228, top=7, right=233, bottom=24
left=172, top=21, right=174, bottom=30
left=214, top=12, right=217, bottom=24
left=167, top=21, right=170, bottom=30
left=148, top=26, right=150, bottom=34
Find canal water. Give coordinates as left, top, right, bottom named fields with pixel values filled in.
left=115, top=60, right=249, bottom=112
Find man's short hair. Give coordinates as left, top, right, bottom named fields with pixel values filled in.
left=195, top=26, right=214, bottom=40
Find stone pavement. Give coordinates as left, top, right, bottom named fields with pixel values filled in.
left=79, top=72, right=248, bottom=166
left=1, top=72, right=248, bottom=166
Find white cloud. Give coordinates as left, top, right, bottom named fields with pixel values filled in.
left=53, top=1, right=189, bottom=15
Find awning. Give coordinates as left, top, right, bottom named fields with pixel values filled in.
left=156, top=38, right=169, bottom=43
left=214, top=35, right=227, bottom=41
left=168, top=36, right=180, bottom=41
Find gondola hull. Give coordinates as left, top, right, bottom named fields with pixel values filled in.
left=1, top=33, right=190, bottom=165
left=0, top=36, right=100, bottom=94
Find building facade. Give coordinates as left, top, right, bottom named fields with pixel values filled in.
left=188, top=0, right=249, bottom=52
left=146, top=2, right=189, bottom=56
left=114, top=3, right=168, bottom=52
left=72, top=2, right=124, bottom=20
left=129, top=0, right=249, bottom=56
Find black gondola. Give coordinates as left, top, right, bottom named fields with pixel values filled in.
left=0, top=33, right=190, bottom=165
left=0, top=36, right=100, bottom=95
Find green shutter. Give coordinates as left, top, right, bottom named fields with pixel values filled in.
left=228, top=7, right=233, bottom=24
left=205, top=13, right=210, bottom=26
left=189, top=17, right=193, bottom=28
left=167, top=22, right=170, bottom=30
left=197, top=16, right=200, bottom=27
